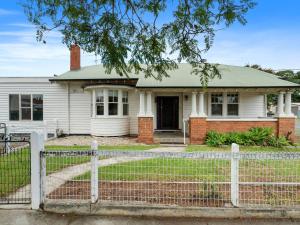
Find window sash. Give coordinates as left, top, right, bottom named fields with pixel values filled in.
left=211, top=94, right=223, bottom=116
left=9, top=94, right=19, bottom=121
left=9, top=94, right=43, bottom=121
left=33, top=94, right=43, bottom=121
left=227, top=93, right=239, bottom=116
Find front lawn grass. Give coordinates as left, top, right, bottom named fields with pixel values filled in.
left=75, top=157, right=300, bottom=183
left=0, top=144, right=158, bottom=197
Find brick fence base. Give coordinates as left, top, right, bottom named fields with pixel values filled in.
left=138, top=117, right=154, bottom=144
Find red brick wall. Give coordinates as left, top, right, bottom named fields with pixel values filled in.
left=70, top=44, right=80, bottom=70
left=278, top=117, right=295, bottom=142
left=207, top=121, right=278, bottom=133
left=138, top=117, right=154, bottom=144
left=189, top=117, right=207, bottom=144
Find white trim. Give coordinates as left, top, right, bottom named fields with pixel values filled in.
left=207, top=118, right=278, bottom=122
left=85, top=85, right=134, bottom=90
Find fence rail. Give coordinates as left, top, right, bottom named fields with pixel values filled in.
left=39, top=144, right=300, bottom=209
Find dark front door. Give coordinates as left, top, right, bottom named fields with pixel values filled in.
left=157, top=96, right=179, bottom=130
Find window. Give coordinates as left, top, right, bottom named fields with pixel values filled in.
left=108, top=90, right=118, bottom=115
left=122, top=91, right=128, bottom=116
left=9, top=94, right=19, bottom=120
left=211, top=93, right=223, bottom=116
left=9, top=94, right=43, bottom=121
left=21, top=95, right=31, bottom=120
left=33, top=95, right=43, bottom=121
left=227, top=93, right=239, bottom=116
left=96, top=90, right=104, bottom=115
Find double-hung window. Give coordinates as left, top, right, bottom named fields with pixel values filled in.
left=108, top=90, right=118, bottom=115
left=96, top=90, right=104, bottom=116
left=227, top=93, right=239, bottom=116
left=9, top=94, right=43, bottom=121
left=122, top=91, right=128, bottom=116
left=211, top=93, right=223, bottom=116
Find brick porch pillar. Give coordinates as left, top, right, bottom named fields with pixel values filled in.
left=189, top=92, right=207, bottom=144
left=189, top=117, right=207, bottom=144
left=138, top=117, right=154, bottom=144
left=137, top=91, right=154, bottom=144
left=277, top=117, right=296, bottom=142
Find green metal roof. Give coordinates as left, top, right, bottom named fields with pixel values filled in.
left=51, top=64, right=299, bottom=88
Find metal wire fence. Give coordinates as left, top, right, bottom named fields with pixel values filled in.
left=0, top=140, right=31, bottom=204
left=41, top=148, right=300, bottom=208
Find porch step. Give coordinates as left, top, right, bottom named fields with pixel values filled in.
left=160, top=143, right=188, bottom=147
left=154, top=137, right=188, bottom=145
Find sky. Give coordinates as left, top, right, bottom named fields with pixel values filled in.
left=0, top=0, right=299, bottom=77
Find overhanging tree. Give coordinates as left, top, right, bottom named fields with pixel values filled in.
left=22, top=0, right=256, bottom=84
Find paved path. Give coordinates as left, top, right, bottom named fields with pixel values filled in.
left=10, top=146, right=185, bottom=198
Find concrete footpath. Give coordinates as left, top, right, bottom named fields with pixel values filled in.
left=0, top=209, right=299, bottom=225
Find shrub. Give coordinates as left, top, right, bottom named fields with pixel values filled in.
left=205, top=131, right=226, bottom=147
left=205, top=127, right=290, bottom=147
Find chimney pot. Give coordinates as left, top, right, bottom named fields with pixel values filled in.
left=70, top=44, right=80, bottom=70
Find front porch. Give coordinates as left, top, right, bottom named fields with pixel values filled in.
left=137, top=88, right=296, bottom=144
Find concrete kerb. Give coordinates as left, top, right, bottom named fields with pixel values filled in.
left=43, top=202, right=300, bottom=219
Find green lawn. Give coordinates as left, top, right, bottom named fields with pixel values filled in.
left=0, top=144, right=157, bottom=197
left=75, top=156, right=300, bottom=183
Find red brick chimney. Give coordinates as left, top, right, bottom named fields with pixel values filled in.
left=70, top=44, right=80, bottom=70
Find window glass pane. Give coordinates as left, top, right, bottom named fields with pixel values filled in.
left=109, top=103, right=118, bottom=115
left=228, top=104, right=238, bottom=116
left=21, top=108, right=31, bottom=120
left=122, top=91, right=128, bottom=103
left=21, top=95, right=31, bottom=107
left=33, top=95, right=43, bottom=121
left=123, top=104, right=128, bottom=116
left=9, top=94, right=19, bottom=120
left=211, top=94, right=223, bottom=103
left=96, top=103, right=104, bottom=115
left=96, top=90, right=104, bottom=102
left=109, top=90, right=118, bottom=102
left=227, top=94, right=238, bottom=104
left=211, top=104, right=222, bottom=116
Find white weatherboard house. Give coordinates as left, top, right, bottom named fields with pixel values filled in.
left=0, top=45, right=298, bottom=144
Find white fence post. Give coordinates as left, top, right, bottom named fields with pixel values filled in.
left=31, top=131, right=44, bottom=210
left=43, top=120, right=48, bottom=141
left=231, top=143, right=239, bottom=207
left=91, top=140, right=99, bottom=203
left=5, top=125, right=11, bottom=153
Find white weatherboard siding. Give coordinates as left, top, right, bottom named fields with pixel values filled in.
left=128, top=91, right=139, bottom=135
left=91, top=117, right=129, bottom=136
left=69, top=84, right=91, bottom=134
left=239, top=93, right=265, bottom=117
left=0, top=78, right=68, bottom=134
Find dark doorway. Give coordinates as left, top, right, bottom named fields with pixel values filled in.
left=156, top=96, right=179, bottom=130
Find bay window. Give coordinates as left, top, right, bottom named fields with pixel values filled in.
left=108, top=90, right=118, bottom=115
left=227, top=93, right=239, bottom=116
left=211, top=93, right=223, bottom=116
left=9, top=94, right=43, bottom=121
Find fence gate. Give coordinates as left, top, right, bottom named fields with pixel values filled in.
left=0, top=123, right=31, bottom=204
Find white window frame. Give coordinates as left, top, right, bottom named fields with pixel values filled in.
left=108, top=90, right=118, bottom=116
left=210, top=93, right=223, bottom=116
left=227, top=93, right=239, bottom=116
left=9, top=94, right=44, bottom=121
left=122, top=91, right=129, bottom=116
left=95, top=90, right=104, bottom=116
